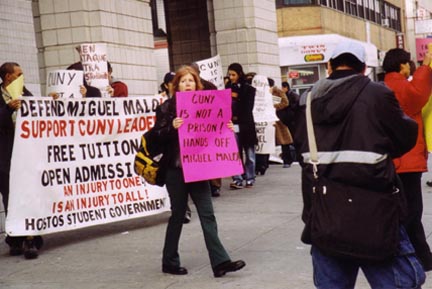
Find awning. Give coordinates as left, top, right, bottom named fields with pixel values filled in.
left=279, top=34, right=379, bottom=67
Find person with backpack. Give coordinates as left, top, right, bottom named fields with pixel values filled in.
left=151, top=65, right=245, bottom=277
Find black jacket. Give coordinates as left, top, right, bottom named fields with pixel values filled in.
left=0, top=86, right=32, bottom=173
left=151, top=98, right=180, bottom=170
left=292, top=70, right=417, bottom=226
left=226, top=80, right=258, bottom=146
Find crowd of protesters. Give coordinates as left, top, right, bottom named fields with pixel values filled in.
left=2, top=40, right=432, bottom=288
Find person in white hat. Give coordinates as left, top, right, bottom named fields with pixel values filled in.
left=289, top=40, right=425, bottom=288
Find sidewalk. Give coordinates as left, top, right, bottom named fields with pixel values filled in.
left=1, top=163, right=432, bottom=289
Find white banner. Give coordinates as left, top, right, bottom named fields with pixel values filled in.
left=80, top=43, right=109, bottom=97
left=6, top=96, right=170, bottom=236
left=255, top=121, right=276, bottom=154
left=196, top=55, right=225, bottom=90
left=46, top=70, right=84, bottom=98
left=252, top=75, right=278, bottom=122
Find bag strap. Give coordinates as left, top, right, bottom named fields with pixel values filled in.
left=305, top=91, right=319, bottom=179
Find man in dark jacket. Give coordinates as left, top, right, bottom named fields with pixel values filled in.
left=292, top=42, right=424, bottom=288
left=0, top=62, right=43, bottom=259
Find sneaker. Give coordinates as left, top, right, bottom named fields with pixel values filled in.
left=230, top=181, right=243, bottom=190
left=23, top=237, right=39, bottom=259
left=245, top=180, right=254, bottom=188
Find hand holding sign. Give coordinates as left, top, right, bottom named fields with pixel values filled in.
left=176, top=89, right=243, bottom=182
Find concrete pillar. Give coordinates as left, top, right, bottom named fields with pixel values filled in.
left=212, top=0, right=280, bottom=83
left=34, top=0, right=157, bottom=96
left=0, top=0, right=41, bottom=95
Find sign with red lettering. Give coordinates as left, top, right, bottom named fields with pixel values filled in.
left=176, top=89, right=243, bottom=182
left=6, top=96, right=170, bottom=236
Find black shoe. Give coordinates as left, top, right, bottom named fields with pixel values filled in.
left=183, top=210, right=191, bottom=224
left=34, top=236, right=44, bottom=250
left=427, top=181, right=432, bottom=187
left=5, top=236, right=24, bottom=256
left=213, top=260, right=246, bottom=277
left=162, top=264, right=188, bottom=275
left=23, top=237, right=39, bottom=260
left=212, top=188, right=221, bottom=197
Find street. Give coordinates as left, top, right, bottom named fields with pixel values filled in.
left=1, top=163, right=432, bottom=289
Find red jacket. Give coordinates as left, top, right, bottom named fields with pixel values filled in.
left=384, top=65, right=432, bottom=173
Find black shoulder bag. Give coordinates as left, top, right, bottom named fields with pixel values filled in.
left=305, top=92, right=400, bottom=261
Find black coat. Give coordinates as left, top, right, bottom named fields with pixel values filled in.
left=226, top=80, right=258, bottom=146
left=0, top=86, right=32, bottom=173
left=292, top=70, right=417, bottom=226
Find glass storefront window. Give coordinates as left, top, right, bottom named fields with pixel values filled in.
left=288, top=66, right=320, bottom=86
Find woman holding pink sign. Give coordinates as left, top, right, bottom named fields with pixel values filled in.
left=151, top=65, right=246, bottom=277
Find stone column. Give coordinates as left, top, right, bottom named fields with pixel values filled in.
left=0, top=0, right=41, bottom=95
left=34, top=0, right=156, bottom=96
left=212, top=0, right=280, bottom=83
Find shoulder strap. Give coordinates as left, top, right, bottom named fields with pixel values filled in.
left=305, top=91, right=319, bottom=179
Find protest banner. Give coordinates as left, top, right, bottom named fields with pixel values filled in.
left=255, top=121, right=276, bottom=154
left=80, top=43, right=109, bottom=97
left=195, top=55, right=224, bottom=90
left=6, top=96, right=170, bottom=236
left=251, top=75, right=278, bottom=154
left=176, top=89, right=243, bottom=182
left=46, top=70, right=84, bottom=98
left=252, top=75, right=278, bottom=122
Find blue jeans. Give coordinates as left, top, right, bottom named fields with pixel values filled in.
left=312, top=227, right=425, bottom=289
left=233, top=132, right=256, bottom=182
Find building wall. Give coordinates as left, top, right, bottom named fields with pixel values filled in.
left=277, top=6, right=398, bottom=51
left=213, top=0, right=280, bottom=82
left=33, top=0, right=156, bottom=96
left=165, top=0, right=212, bottom=70
left=0, top=0, right=41, bottom=95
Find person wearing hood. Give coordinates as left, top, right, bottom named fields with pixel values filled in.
left=291, top=41, right=424, bottom=288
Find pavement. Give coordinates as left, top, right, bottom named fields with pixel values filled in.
left=1, top=162, right=432, bottom=289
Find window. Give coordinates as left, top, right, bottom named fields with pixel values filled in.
left=276, top=0, right=401, bottom=31
left=284, top=0, right=313, bottom=4
left=345, top=0, right=357, bottom=16
left=276, top=0, right=317, bottom=6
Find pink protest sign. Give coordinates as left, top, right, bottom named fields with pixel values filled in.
left=176, top=89, right=243, bottom=182
left=416, top=38, right=432, bottom=61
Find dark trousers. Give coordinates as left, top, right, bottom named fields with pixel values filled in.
left=281, top=144, right=294, bottom=165
left=0, top=170, right=10, bottom=214
left=399, top=172, right=432, bottom=269
left=162, top=168, right=230, bottom=268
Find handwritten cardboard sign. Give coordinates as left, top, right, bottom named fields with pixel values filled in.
left=46, top=70, right=84, bottom=98
left=176, top=89, right=243, bottom=182
left=80, top=43, right=109, bottom=96
left=252, top=74, right=278, bottom=122
left=195, top=55, right=224, bottom=90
